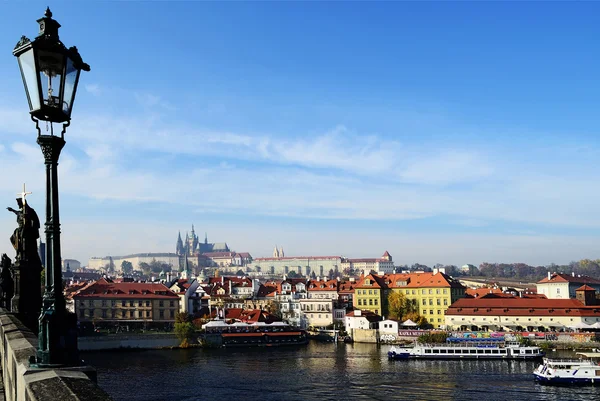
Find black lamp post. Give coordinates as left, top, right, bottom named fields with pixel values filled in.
left=13, top=8, right=90, bottom=367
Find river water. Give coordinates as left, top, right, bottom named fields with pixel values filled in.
left=83, top=342, right=600, bottom=401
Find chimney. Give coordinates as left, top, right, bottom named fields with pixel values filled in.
left=573, top=271, right=576, bottom=277
left=548, top=271, right=551, bottom=280
left=221, top=276, right=224, bottom=285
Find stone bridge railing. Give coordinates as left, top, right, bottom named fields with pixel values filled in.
left=0, top=309, right=112, bottom=401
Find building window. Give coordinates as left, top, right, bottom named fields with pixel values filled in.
left=436, top=289, right=440, bottom=294
left=170, top=300, right=174, bottom=307
left=430, top=310, right=434, bottom=315
left=429, top=299, right=433, bottom=305
left=146, top=311, right=151, bottom=318
left=422, top=299, right=426, bottom=305
left=443, top=289, right=447, bottom=294
left=102, top=310, right=107, bottom=318
left=437, top=299, right=441, bottom=306
left=429, top=289, right=432, bottom=294
left=130, top=300, right=134, bottom=307
left=369, top=299, right=373, bottom=306
left=111, top=300, right=116, bottom=307
left=111, top=310, right=116, bottom=318
left=146, top=301, right=150, bottom=307
left=79, top=309, right=84, bottom=318
left=130, top=310, right=135, bottom=318
left=375, top=299, right=378, bottom=306
left=121, top=300, right=126, bottom=307
left=89, top=309, right=95, bottom=317
left=101, top=300, right=107, bottom=307
left=444, top=299, right=448, bottom=306
left=159, top=300, right=164, bottom=307
left=138, top=300, right=142, bottom=307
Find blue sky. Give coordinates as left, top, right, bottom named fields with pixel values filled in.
left=1, top=2, right=600, bottom=267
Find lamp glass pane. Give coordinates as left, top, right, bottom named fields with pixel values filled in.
left=17, top=49, right=40, bottom=111
left=37, top=50, right=64, bottom=110
left=62, top=56, right=78, bottom=116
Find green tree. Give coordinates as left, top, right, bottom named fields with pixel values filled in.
left=404, top=311, right=428, bottom=327
left=268, top=301, right=283, bottom=319
left=236, top=269, right=245, bottom=276
left=174, top=312, right=195, bottom=348
left=138, top=262, right=151, bottom=275
left=287, top=270, right=298, bottom=278
left=387, top=292, right=419, bottom=321
left=387, top=291, right=408, bottom=320
left=121, top=260, right=133, bottom=275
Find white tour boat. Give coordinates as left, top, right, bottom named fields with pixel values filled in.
left=388, top=340, right=544, bottom=360
left=533, top=352, right=600, bottom=385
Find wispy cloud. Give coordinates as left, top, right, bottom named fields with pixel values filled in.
left=84, top=84, right=101, bottom=96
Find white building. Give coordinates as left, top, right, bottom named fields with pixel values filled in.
left=537, top=272, right=600, bottom=299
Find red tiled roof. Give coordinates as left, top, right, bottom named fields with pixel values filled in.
left=446, top=297, right=600, bottom=317
left=465, top=288, right=504, bottom=297
left=307, top=279, right=339, bottom=291
left=73, top=278, right=178, bottom=299
left=538, top=273, right=600, bottom=285
left=577, top=284, right=596, bottom=292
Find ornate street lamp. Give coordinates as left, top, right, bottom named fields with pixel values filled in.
left=13, top=8, right=90, bottom=367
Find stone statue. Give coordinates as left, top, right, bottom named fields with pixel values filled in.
left=0, top=254, right=14, bottom=309
left=7, top=198, right=41, bottom=267
left=6, top=198, right=42, bottom=331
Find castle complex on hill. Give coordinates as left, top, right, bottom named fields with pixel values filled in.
left=176, top=225, right=230, bottom=256
left=88, top=225, right=251, bottom=272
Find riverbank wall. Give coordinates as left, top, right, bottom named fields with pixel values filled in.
left=79, top=333, right=180, bottom=351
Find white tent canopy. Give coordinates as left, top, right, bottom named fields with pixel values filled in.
left=569, top=322, right=591, bottom=329
left=401, top=319, right=418, bottom=327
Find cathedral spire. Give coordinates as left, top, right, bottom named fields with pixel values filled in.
left=205, top=232, right=208, bottom=244
left=176, top=231, right=184, bottom=255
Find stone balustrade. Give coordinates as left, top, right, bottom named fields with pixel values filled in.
left=0, top=309, right=112, bottom=401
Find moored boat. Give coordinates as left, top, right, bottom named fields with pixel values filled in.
left=533, top=353, right=600, bottom=385
left=200, top=319, right=308, bottom=348
left=388, top=339, right=544, bottom=360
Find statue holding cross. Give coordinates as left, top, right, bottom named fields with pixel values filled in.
left=6, top=184, right=42, bottom=327
left=7, top=184, right=40, bottom=264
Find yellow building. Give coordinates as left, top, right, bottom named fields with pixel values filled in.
left=357, top=272, right=466, bottom=328
left=353, top=274, right=386, bottom=316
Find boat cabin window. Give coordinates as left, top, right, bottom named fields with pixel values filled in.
left=433, top=349, right=440, bottom=354
left=425, top=349, right=432, bottom=354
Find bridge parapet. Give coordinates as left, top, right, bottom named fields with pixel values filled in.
left=0, top=309, right=112, bottom=401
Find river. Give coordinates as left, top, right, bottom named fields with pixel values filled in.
left=82, top=342, right=600, bottom=401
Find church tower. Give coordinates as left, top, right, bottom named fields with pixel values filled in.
left=182, top=254, right=192, bottom=280
left=176, top=231, right=184, bottom=256
left=273, top=246, right=280, bottom=258
left=279, top=247, right=284, bottom=257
